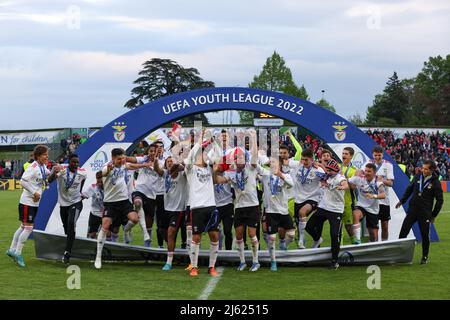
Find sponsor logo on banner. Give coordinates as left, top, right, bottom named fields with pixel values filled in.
left=332, top=122, right=347, bottom=141
left=112, top=122, right=127, bottom=141
left=90, top=151, right=108, bottom=172
left=352, top=151, right=368, bottom=169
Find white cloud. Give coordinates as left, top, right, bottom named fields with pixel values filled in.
left=0, top=12, right=66, bottom=24
left=346, top=0, right=450, bottom=17
left=96, top=15, right=211, bottom=36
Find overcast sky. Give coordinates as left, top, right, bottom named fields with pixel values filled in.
left=1, top=0, right=449, bottom=130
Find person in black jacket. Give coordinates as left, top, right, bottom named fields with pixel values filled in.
left=396, top=160, right=444, bottom=264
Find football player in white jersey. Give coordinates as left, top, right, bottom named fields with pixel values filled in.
left=349, top=163, right=386, bottom=243
left=6, top=145, right=51, bottom=268
left=288, top=149, right=325, bottom=249
left=161, top=157, right=187, bottom=271
left=365, top=145, right=394, bottom=241
left=154, top=141, right=167, bottom=248
left=48, top=154, right=87, bottom=265
left=214, top=129, right=234, bottom=251
left=184, top=129, right=222, bottom=277
left=216, top=130, right=262, bottom=272
left=127, top=143, right=163, bottom=247
left=258, top=156, right=294, bottom=272
left=305, top=159, right=349, bottom=270
left=82, top=171, right=105, bottom=239
left=94, top=148, right=152, bottom=269
left=278, top=130, right=303, bottom=250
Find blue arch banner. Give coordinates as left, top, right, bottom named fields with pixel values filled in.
left=35, top=87, right=437, bottom=241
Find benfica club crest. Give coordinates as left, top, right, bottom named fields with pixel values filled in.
left=332, top=122, right=347, bottom=141
left=112, top=122, right=127, bottom=141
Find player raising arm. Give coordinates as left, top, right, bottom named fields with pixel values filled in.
left=305, top=159, right=349, bottom=270
left=48, top=153, right=87, bottom=265
left=94, top=148, right=153, bottom=269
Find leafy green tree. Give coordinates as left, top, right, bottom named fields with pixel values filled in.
left=315, top=98, right=336, bottom=113
left=124, top=58, right=214, bottom=125
left=241, top=51, right=311, bottom=123
left=347, top=112, right=365, bottom=125
left=414, top=55, right=450, bottom=125
left=366, top=72, right=409, bottom=125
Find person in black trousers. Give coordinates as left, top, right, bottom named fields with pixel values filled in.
left=396, top=160, right=444, bottom=264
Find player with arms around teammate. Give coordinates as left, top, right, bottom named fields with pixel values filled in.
left=349, top=163, right=386, bottom=244
left=48, top=154, right=87, bottom=265
left=127, top=143, right=163, bottom=247
left=367, top=145, right=394, bottom=241
left=259, top=156, right=294, bottom=271
left=161, top=156, right=187, bottom=271
left=82, top=171, right=105, bottom=239
left=6, top=145, right=51, bottom=267
left=305, top=159, right=349, bottom=270
left=288, top=149, right=325, bottom=249
left=94, top=148, right=152, bottom=269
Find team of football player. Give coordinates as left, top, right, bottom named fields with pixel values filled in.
left=6, top=128, right=443, bottom=272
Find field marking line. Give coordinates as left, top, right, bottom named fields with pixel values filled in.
left=198, top=267, right=225, bottom=300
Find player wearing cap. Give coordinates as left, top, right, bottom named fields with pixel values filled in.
left=305, top=159, right=349, bottom=270
left=216, top=130, right=262, bottom=272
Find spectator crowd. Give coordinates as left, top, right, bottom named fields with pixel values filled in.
left=1, top=128, right=449, bottom=181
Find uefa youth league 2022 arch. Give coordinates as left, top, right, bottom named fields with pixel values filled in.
left=32, top=87, right=433, bottom=266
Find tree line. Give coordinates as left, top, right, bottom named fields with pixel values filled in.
left=123, top=52, right=449, bottom=127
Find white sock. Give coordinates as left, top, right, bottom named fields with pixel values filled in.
left=96, top=228, right=107, bottom=259
left=10, top=226, right=24, bottom=252
left=236, top=239, right=245, bottom=264
left=123, top=220, right=136, bottom=232
left=138, top=208, right=150, bottom=241
left=352, top=224, right=361, bottom=242
left=190, top=241, right=200, bottom=268
left=286, top=230, right=295, bottom=247
left=299, top=219, right=306, bottom=245
left=209, top=241, right=219, bottom=268
left=186, top=225, right=193, bottom=260
left=166, top=252, right=174, bottom=265
left=15, top=226, right=33, bottom=255
left=250, top=236, right=259, bottom=264
left=269, top=234, right=276, bottom=262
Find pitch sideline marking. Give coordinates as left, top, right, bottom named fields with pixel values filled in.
left=198, top=267, right=225, bottom=300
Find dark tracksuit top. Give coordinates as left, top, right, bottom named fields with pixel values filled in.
left=399, top=173, right=443, bottom=258
left=400, top=173, right=443, bottom=219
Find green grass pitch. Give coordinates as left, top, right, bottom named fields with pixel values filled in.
left=1, top=190, right=449, bottom=300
